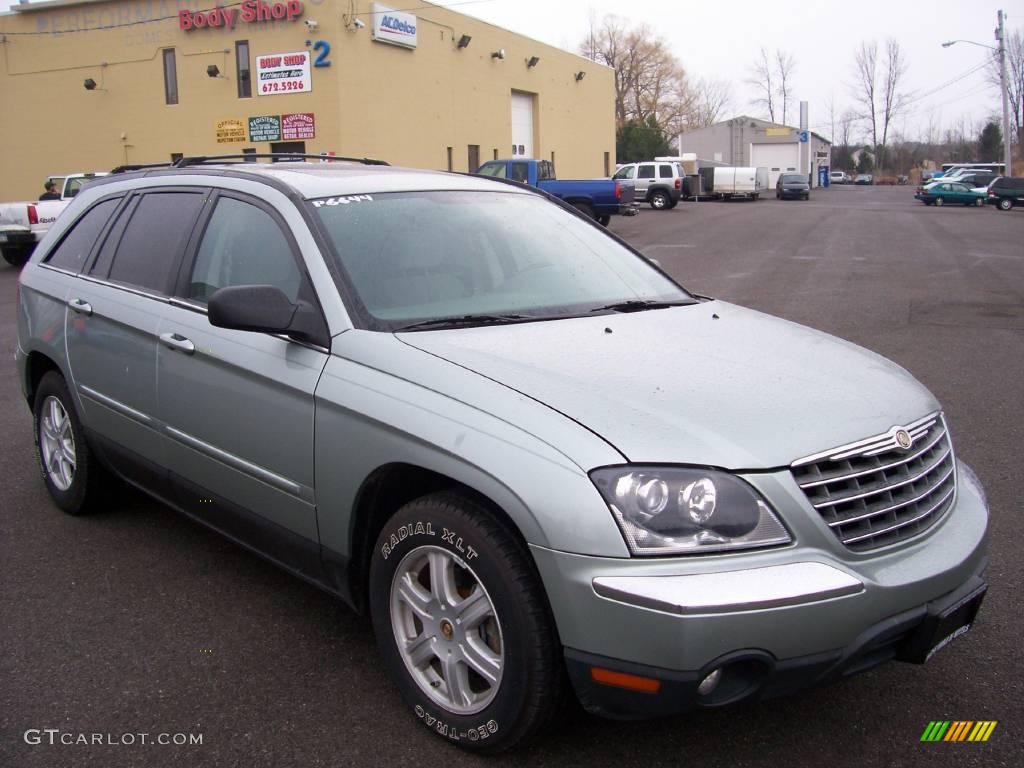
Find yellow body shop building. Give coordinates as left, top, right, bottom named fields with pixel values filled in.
left=0, top=0, right=615, bottom=199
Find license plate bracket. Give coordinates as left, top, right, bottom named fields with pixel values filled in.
left=898, top=581, right=986, bottom=664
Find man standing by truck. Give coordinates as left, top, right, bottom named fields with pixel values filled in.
left=38, top=181, right=60, bottom=201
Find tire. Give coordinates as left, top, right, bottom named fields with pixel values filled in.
left=596, top=214, right=610, bottom=226
left=33, top=371, right=110, bottom=515
left=571, top=201, right=595, bottom=220
left=1, top=246, right=31, bottom=267
left=935, top=197, right=944, bottom=207
left=974, top=198, right=984, bottom=207
left=803, top=194, right=810, bottom=200
left=998, top=198, right=1013, bottom=211
left=369, top=492, right=565, bottom=752
left=776, top=191, right=780, bottom=199
left=649, top=190, right=670, bottom=210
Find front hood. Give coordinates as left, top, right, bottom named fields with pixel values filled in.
left=398, top=301, right=938, bottom=469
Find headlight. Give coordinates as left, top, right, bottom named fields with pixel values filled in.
left=590, top=466, right=791, bottom=555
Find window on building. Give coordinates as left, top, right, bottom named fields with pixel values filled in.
left=242, top=148, right=257, bottom=162
left=107, top=193, right=205, bottom=293
left=493, top=148, right=498, bottom=160
left=604, top=152, right=610, bottom=176
left=188, top=197, right=300, bottom=304
left=236, top=41, right=251, bottom=98
left=550, top=151, right=556, bottom=167
left=163, top=48, right=178, bottom=105
left=447, top=147, right=453, bottom=172
left=171, top=153, right=183, bottom=163
left=45, top=198, right=119, bottom=272
left=468, top=145, right=480, bottom=173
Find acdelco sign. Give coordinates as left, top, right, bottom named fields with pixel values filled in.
left=179, top=1, right=304, bottom=31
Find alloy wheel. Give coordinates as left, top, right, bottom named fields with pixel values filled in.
left=39, top=396, right=76, bottom=491
left=389, top=545, right=504, bottom=715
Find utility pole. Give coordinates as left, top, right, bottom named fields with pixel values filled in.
left=996, top=10, right=1013, bottom=173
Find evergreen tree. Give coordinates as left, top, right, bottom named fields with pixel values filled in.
left=977, top=122, right=1003, bottom=162
left=616, top=117, right=672, bottom=163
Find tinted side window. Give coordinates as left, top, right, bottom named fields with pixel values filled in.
left=189, top=197, right=301, bottom=304
left=638, top=165, right=655, bottom=179
left=45, top=198, right=119, bottom=272
left=658, top=165, right=673, bottom=178
left=510, top=163, right=530, bottom=183
left=107, top=192, right=204, bottom=294
left=477, top=162, right=506, bottom=179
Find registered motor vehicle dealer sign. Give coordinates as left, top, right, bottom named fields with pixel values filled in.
left=256, top=51, right=312, bottom=95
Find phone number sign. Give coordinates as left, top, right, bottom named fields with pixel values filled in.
left=256, top=51, right=311, bottom=95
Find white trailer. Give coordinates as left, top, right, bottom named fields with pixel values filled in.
left=701, top=167, right=766, bottom=200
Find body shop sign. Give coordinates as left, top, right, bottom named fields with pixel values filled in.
left=249, top=115, right=282, bottom=142
left=256, top=52, right=311, bottom=95
left=216, top=119, right=246, bottom=143
left=282, top=113, right=316, bottom=140
left=180, top=1, right=304, bottom=30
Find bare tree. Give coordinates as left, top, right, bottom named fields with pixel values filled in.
left=580, top=15, right=687, bottom=132
left=852, top=39, right=908, bottom=171
left=775, top=50, right=797, bottom=125
left=879, top=39, right=909, bottom=167
left=747, top=47, right=776, bottom=122
left=852, top=41, right=879, bottom=150
left=987, top=28, right=1024, bottom=148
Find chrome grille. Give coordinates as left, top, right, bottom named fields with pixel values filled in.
left=791, top=413, right=956, bottom=552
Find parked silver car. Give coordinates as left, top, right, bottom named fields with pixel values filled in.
left=16, top=158, right=989, bottom=753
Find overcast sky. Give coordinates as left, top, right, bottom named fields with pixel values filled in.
left=460, top=0, right=1019, bottom=142
left=1, top=0, right=1018, bottom=142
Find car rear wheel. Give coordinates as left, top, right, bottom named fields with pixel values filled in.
left=649, top=190, right=670, bottom=210
left=370, top=492, right=565, bottom=752
left=998, top=198, right=1013, bottom=211
left=1, top=246, right=32, bottom=267
left=935, top=197, right=944, bottom=207
left=596, top=214, right=611, bottom=226
left=33, top=371, right=110, bottom=515
left=974, top=198, right=984, bottom=207
left=571, top=201, right=595, bottom=220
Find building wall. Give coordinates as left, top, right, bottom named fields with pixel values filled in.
left=678, top=116, right=832, bottom=186
left=0, top=0, right=615, bottom=199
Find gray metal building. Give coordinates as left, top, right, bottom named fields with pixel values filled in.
left=677, top=116, right=832, bottom=187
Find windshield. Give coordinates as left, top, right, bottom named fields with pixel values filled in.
left=781, top=174, right=805, bottom=183
left=311, top=190, right=692, bottom=330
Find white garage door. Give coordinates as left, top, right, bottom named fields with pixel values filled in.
left=511, top=92, right=534, bottom=158
left=751, top=143, right=800, bottom=188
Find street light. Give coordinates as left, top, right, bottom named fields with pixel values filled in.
left=941, top=9, right=1013, bottom=174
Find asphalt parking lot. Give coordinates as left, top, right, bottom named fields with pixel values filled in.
left=2, top=184, right=1021, bottom=768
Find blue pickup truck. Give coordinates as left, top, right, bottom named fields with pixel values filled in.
left=476, top=158, right=637, bottom=225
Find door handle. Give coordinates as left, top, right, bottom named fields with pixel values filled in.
left=67, top=298, right=92, bottom=316
left=159, top=332, right=195, bottom=355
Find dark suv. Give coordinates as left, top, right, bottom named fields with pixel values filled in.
left=986, top=176, right=1024, bottom=210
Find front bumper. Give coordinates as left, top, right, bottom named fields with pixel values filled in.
left=531, top=460, right=989, bottom=717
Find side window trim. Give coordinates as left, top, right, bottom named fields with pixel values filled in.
left=41, top=193, right=125, bottom=274
left=97, top=187, right=210, bottom=296
left=172, top=189, right=330, bottom=343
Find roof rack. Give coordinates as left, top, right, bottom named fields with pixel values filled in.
left=110, top=162, right=177, bottom=174
left=172, top=153, right=390, bottom=167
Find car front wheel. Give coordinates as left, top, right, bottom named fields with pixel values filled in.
left=370, top=492, right=565, bottom=752
left=935, top=197, right=944, bottom=207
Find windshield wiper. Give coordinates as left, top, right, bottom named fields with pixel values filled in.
left=394, top=313, right=533, bottom=332
left=589, top=299, right=696, bottom=313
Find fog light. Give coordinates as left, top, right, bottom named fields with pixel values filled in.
left=698, top=667, right=722, bottom=696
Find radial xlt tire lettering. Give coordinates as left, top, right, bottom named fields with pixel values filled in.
left=369, top=492, right=565, bottom=752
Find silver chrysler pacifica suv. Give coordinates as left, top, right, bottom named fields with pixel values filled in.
left=16, top=157, right=989, bottom=752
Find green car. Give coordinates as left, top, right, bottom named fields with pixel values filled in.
left=915, top=181, right=985, bottom=207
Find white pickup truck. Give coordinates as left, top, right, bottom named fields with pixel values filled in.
left=0, top=173, right=107, bottom=266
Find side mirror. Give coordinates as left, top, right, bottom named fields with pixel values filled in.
left=208, top=285, right=324, bottom=344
